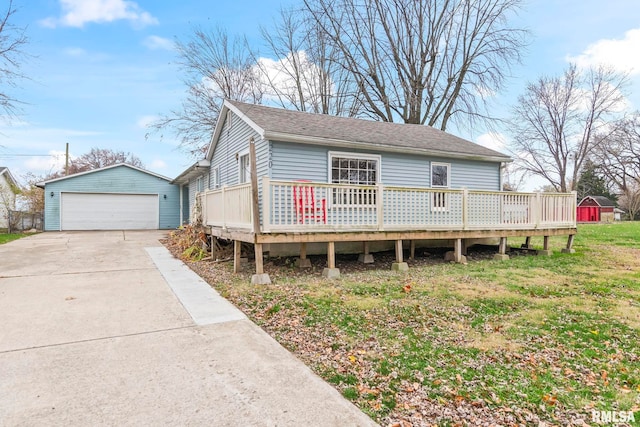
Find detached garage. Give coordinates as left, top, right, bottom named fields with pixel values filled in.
left=39, top=164, right=180, bottom=231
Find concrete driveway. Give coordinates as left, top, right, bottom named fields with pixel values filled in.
left=0, top=231, right=376, bottom=426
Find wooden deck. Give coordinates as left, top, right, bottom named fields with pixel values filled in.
left=199, top=178, right=577, bottom=239
left=196, top=175, right=577, bottom=283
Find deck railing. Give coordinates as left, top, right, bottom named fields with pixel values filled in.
left=198, top=182, right=253, bottom=230
left=198, top=178, right=577, bottom=233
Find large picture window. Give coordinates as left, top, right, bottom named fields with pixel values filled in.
left=431, top=162, right=450, bottom=211
left=329, top=152, right=380, bottom=205
left=330, top=154, right=379, bottom=185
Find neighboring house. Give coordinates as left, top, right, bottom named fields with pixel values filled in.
left=38, top=164, right=180, bottom=231
left=176, top=100, right=577, bottom=282
left=614, top=207, right=625, bottom=221
left=577, top=196, right=616, bottom=223
left=0, top=167, right=19, bottom=230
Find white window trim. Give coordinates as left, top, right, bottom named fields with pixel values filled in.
left=431, top=162, right=450, bottom=212
left=430, top=162, right=450, bottom=188
left=238, top=148, right=250, bottom=184
left=212, top=166, right=220, bottom=189
left=327, top=151, right=382, bottom=184
left=195, top=176, right=204, bottom=193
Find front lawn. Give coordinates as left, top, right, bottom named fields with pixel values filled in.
left=0, top=233, right=26, bottom=244
left=171, top=223, right=640, bottom=426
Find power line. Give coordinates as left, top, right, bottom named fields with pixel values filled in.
left=0, top=154, right=61, bottom=157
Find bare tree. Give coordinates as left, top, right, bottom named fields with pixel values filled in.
left=153, top=27, right=263, bottom=156
left=618, top=183, right=640, bottom=220
left=0, top=0, right=29, bottom=119
left=593, top=114, right=640, bottom=218
left=19, top=172, right=46, bottom=213
left=510, top=65, right=628, bottom=192
left=258, top=7, right=362, bottom=116
left=302, top=0, right=527, bottom=128
left=67, top=147, right=144, bottom=174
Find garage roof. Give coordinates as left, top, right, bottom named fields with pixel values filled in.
left=37, top=163, right=172, bottom=188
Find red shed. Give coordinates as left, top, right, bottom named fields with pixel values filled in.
left=577, top=196, right=616, bottom=222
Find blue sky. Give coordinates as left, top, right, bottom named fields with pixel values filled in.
left=1, top=0, right=639, bottom=187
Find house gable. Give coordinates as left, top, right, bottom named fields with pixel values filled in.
left=0, top=168, right=18, bottom=229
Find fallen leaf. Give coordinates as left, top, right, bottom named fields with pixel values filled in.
left=65, top=296, right=76, bottom=301
left=542, top=395, right=557, bottom=406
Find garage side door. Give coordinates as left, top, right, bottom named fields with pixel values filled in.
left=61, top=193, right=159, bottom=230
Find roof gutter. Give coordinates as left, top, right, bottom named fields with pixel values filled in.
left=171, top=159, right=211, bottom=185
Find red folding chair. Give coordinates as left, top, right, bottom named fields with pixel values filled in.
left=293, top=181, right=327, bottom=224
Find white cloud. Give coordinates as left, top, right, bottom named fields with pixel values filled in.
left=257, top=51, right=329, bottom=107
left=63, top=47, right=87, bottom=57
left=476, top=132, right=508, bottom=153
left=150, top=159, right=167, bottom=169
left=41, top=0, right=158, bottom=29
left=143, top=35, right=174, bottom=51
left=24, top=150, right=70, bottom=174
left=567, top=28, right=640, bottom=75
left=136, top=115, right=158, bottom=129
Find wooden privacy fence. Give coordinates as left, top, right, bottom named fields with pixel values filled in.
left=197, top=178, right=577, bottom=233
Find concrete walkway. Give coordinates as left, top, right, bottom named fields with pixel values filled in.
left=0, top=231, right=377, bottom=426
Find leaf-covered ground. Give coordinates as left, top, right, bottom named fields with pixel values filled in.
left=165, top=223, right=640, bottom=426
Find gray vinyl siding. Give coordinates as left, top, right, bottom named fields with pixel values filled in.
left=210, top=111, right=262, bottom=187
left=43, top=166, right=180, bottom=231
left=271, top=142, right=327, bottom=182
left=270, top=141, right=501, bottom=191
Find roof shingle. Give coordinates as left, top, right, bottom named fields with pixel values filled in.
left=227, top=100, right=510, bottom=161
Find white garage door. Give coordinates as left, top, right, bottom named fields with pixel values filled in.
left=61, top=193, right=159, bottom=230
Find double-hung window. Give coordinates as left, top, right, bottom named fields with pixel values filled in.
left=212, top=167, right=220, bottom=189
left=195, top=176, right=204, bottom=193
left=431, top=162, right=450, bottom=211
left=329, top=152, right=380, bottom=205
left=238, top=149, right=250, bottom=184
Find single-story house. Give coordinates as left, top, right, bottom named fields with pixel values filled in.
left=177, top=99, right=577, bottom=282
left=0, top=167, right=19, bottom=229
left=577, top=196, right=616, bottom=223
left=38, top=164, right=180, bottom=231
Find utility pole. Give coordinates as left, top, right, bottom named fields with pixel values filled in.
left=65, top=143, right=69, bottom=175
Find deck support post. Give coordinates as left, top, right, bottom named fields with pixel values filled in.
left=358, top=241, right=374, bottom=264
left=295, top=242, right=312, bottom=268
left=454, top=238, right=467, bottom=263
left=409, top=240, right=416, bottom=260
left=522, top=236, right=533, bottom=249
left=561, top=234, right=576, bottom=254
left=445, top=239, right=467, bottom=263
left=539, top=236, right=553, bottom=256
left=322, top=241, right=340, bottom=279
left=233, top=240, right=242, bottom=273
left=392, top=239, right=409, bottom=271
left=251, top=243, right=271, bottom=284
left=461, top=239, right=468, bottom=256
left=494, top=237, right=510, bottom=261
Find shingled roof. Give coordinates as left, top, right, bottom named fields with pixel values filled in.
left=220, top=100, right=510, bottom=162
left=581, top=196, right=616, bottom=207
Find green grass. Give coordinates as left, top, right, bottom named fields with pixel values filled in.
left=188, top=222, right=640, bottom=425
left=0, top=233, right=26, bottom=244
